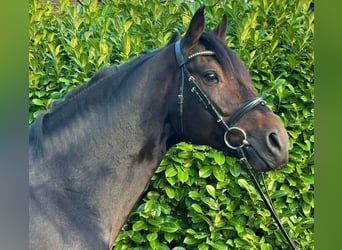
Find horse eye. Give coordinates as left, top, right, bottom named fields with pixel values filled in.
left=204, top=72, right=219, bottom=83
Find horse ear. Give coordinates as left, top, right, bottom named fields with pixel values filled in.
left=182, top=6, right=205, bottom=49
left=211, top=14, right=227, bottom=42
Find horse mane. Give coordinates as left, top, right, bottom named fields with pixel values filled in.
left=48, top=32, right=181, bottom=113
left=49, top=66, right=119, bottom=110
left=47, top=52, right=157, bottom=113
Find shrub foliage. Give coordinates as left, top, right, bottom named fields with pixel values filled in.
left=29, top=0, right=314, bottom=249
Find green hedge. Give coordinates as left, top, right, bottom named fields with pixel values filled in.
left=29, top=0, right=314, bottom=249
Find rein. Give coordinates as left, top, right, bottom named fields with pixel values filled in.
left=174, top=40, right=297, bottom=249
left=238, top=149, right=298, bottom=250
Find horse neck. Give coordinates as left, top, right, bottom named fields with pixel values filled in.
left=29, top=44, right=179, bottom=246
left=35, top=45, right=176, bottom=153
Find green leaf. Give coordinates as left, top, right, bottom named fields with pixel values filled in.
left=193, top=151, right=206, bottom=161
left=164, top=186, right=175, bottom=199
left=302, top=202, right=312, bottom=216
left=146, top=191, right=160, bottom=200
left=303, top=191, right=314, bottom=205
left=177, top=168, right=189, bottom=183
left=147, top=217, right=163, bottom=227
left=88, top=0, right=98, bottom=12
left=214, top=151, right=225, bottom=165
left=270, top=190, right=287, bottom=199
left=260, top=243, right=273, bottom=250
left=301, top=174, right=314, bottom=185
left=198, top=243, right=209, bottom=250
left=130, top=231, right=145, bottom=243
left=214, top=213, right=224, bottom=228
left=201, top=197, right=219, bottom=210
left=164, top=232, right=174, bottom=243
left=207, top=240, right=228, bottom=250
left=132, top=220, right=147, bottom=232
left=191, top=203, right=204, bottom=214
left=237, top=179, right=256, bottom=197
left=34, top=91, right=46, bottom=98
left=124, top=20, right=133, bottom=32
left=166, top=175, right=177, bottom=186
left=160, top=222, right=179, bottom=233
left=213, top=166, right=225, bottom=182
left=184, top=236, right=199, bottom=246
left=176, top=142, right=193, bottom=151
left=144, top=200, right=161, bottom=217
left=188, top=190, right=200, bottom=200
left=206, top=185, right=216, bottom=199
left=74, top=18, right=84, bottom=31
left=230, top=216, right=246, bottom=234
left=230, top=164, right=242, bottom=177
left=32, top=98, right=45, bottom=106
left=123, top=36, right=131, bottom=56
left=178, top=151, right=193, bottom=159
left=146, top=232, right=158, bottom=241
left=199, top=166, right=212, bottom=178
left=165, top=166, right=177, bottom=178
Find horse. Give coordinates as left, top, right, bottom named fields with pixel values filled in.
left=29, top=7, right=289, bottom=249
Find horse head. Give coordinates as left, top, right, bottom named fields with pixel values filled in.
left=169, top=7, right=289, bottom=172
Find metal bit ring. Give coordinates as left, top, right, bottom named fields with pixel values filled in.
left=224, top=127, right=248, bottom=150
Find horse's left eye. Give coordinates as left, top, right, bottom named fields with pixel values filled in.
left=204, top=72, right=219, bottom=84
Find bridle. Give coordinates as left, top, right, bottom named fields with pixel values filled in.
left=174, top=40, right=297, bottom=250
left=175, top=40, right=265, bottom=150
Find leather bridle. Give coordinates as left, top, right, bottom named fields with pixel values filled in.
left=174, top=40, right=297, bottom=250
left=175, top=40, right=265, bottom=151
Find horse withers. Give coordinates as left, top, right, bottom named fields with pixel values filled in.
left=29, top=7, right=289, bottom=249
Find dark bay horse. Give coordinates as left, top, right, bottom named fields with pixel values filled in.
left=29, top=7, right=289, bottom=249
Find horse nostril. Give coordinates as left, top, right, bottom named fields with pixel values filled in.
left=268, top=132, right=282, bottom=151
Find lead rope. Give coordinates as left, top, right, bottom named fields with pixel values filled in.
left=237, top=148, right=298, bottom=250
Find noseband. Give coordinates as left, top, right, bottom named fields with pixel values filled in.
left=174, top=40, right=265, bottom=151
left=174, top=40, right=297, bottom=250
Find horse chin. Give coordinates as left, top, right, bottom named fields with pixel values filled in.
left=242, top=146, right=283, bottom=172
left=222, top=145, right=289, bottom=172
